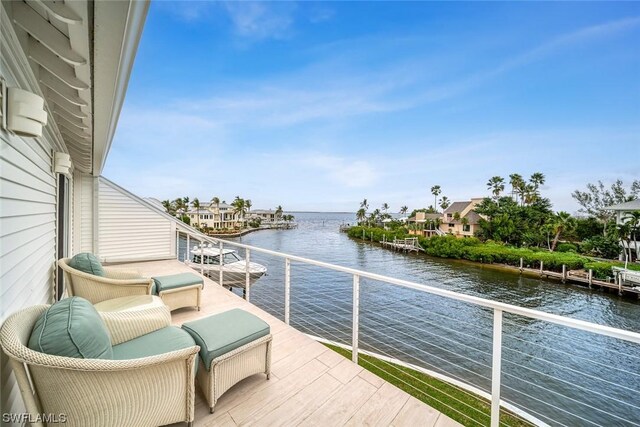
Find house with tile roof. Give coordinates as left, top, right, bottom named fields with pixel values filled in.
left=440, top=198, right=484, bottom=237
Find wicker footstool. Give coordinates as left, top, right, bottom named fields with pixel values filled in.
left=182, top=309, right=272, bottom=413
left=152, top=273, right=203, bottom=311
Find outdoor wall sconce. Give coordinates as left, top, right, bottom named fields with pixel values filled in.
left=0, top=79, right=48, bottom=137
left=53, top=152, right=72, bottom=176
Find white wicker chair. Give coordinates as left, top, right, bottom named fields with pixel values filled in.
left=0, top=304, right=199, bottom=427
left=58, top=257, right=154, bottom=305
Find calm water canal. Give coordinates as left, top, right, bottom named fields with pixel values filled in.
left=207, top=212, right=640, bottom=426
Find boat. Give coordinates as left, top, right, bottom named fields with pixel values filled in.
left=185, top=244, right=267, bottom=288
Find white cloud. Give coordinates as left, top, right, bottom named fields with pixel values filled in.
left=222, top=1, right=297, bottom=40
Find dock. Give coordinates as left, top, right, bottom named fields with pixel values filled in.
left=380, top=237, right=424, bottom=253
left=517, top=260, right=640, bottom=297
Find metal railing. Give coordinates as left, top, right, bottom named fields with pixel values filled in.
left=177, top=229, right=640, bottom=426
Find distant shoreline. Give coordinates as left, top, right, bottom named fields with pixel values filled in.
left=288, top=211, right=355, bottom=214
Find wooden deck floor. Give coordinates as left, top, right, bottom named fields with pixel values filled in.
left=114, top=259, right=461, bottom=427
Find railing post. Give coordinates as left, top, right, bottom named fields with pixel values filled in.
left=176, top=230, right=179, bottom=260
left=539, top=261, right=544, bottom=276
left=588, top=269, right=593, bottom=288
left=562, top=264, right=566, bottom=283
left=186, top=234, right=190, bottom=262
left=519, top=257, right=523, bottom=272
left=491, top=308, right=503, bottom=427
left=198, top=239, right=203, bottom=275
left=352, top=274, right=360, bottom=364
left=285, top=258, right=290, bottom=324
left=245, top=248, right=251, bottom=302
left=219, top=240, right=224, bottom=287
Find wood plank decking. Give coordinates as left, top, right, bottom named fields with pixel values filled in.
left=113, top=259, right=461, bottom=427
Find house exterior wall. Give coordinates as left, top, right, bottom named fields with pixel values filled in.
left=441, top=222, right=479, bottom=237
left=188, top=209, right=243, bottom=229
left=1, top=9, right=67, bottom=417
left=97, top=178, right=177, bottom=262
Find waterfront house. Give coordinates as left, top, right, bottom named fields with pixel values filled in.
left=440, top=199, right=483, bottom=237
left=187, top=202, right=244, bottom=230
left=606, top=199, right=640, bottom=261
left=248, top=209, right=278, bottom=224
left=408, top=212, right=443, bottom=237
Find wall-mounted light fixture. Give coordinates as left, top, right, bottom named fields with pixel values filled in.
left=53, top=152, right=72, bottom=176
left=0, top=79, right=48, bottom=137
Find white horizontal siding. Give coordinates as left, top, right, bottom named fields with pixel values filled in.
left=98, top=179, right=175, bottom=262
left=0, top=106, right=57, bottom=424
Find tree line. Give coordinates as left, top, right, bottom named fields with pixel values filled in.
left=353, top=174, right=640, bottom=260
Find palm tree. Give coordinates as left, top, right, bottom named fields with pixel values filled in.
left=356, top=208, right=366, bottom=224
left=617, top=222, right=632, bottom=261
left=550, top=211, right=576, bottom=251
left=400, top=206, right=408, bottom=216
left=275, top=205, right=283, bottom=222
left=245, top=199, right=252, bottom=213
left=360, top=199, right=369, bottom=211
left=369, top=209, right=381, bottom=226
left=182, top=197, right=190, bottom=212
left=530, top=172, right=546, bottom=189
left=161, top=200, right=174, bottom=215
left=509, top=173, right=524, bottom=203
left=439, top=196, right=451, bottom=212
left=431, top=185, right=441, bottom=212
left=211, top=196, right=220, bottom=209
left=522, top=183, right=539, bottom=206
left=487, top=176, right=505, bottom=199
left=192, top=198, right=201, bottom=228
left=231, top=197, right=247, bottom=226
left=381, top=203, right=389, bottom=214
left=453, top=212, right=461, bottom=221
left=174, top=198, right=185, bottom=215
left=210, top=196, right=220, bottom=227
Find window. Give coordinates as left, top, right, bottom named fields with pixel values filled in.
left=448, top=223, right=455, bottom=227
left=463, top=224, right=471, bottom=232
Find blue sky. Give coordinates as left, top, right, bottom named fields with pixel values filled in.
left=104, top=1, right=640, bottom=213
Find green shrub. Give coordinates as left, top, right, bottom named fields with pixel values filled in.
left=584, top=261, right=640, bottom=280
left=556, top=243, right=578, bottom=253
left=347, top=226, right=630, bottom=276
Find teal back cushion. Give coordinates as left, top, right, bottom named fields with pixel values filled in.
left=28, top=297, right=113, bottom=359
left=69, top=253, right=105, bottom=277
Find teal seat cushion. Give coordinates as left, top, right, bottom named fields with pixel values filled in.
left=112, top=326, right=196, bottom=360
left=28, top=297, right=112, bottom=359
left=152, top=273, right=203, bottom=294
left=182, top=309, right=270, bottom=371
left=68, top=253, right=105, bottom=277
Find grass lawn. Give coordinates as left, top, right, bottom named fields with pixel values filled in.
left=324, top=344, right=532, bottom=427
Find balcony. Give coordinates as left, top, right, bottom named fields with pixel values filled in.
left=152, top=231, right=640, bottom=427
left=112, top=259, right=459, bottom=426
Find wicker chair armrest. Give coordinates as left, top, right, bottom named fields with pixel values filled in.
left=100, top=305, right=172, bottom=345
left=8, top=341, right=199, bottom=371
left=102, top=267, right=143, bottom=280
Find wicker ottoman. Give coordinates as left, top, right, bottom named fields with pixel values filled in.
left=152, top=273, right=203, bottom=311
left=182, top=309, right=272, bottom=413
